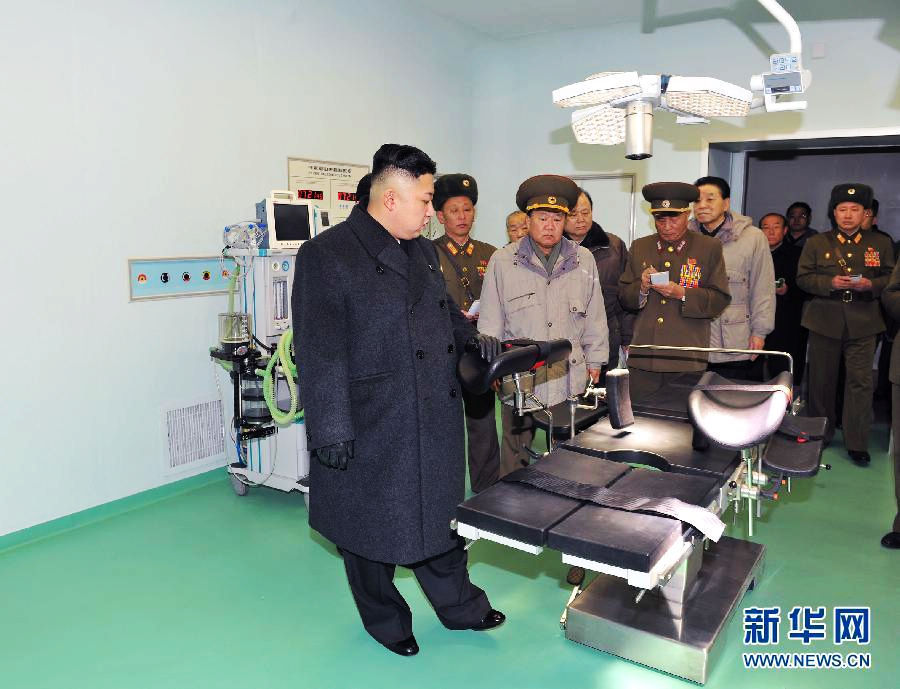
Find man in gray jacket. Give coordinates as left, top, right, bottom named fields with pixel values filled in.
left=479, top=174, right=608, bottom=477
left=690, top=176, right=775, bottom=379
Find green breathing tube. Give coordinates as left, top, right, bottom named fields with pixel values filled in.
left=259, top=329, right=303, bottom=426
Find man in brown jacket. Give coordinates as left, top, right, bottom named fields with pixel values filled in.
left=797, top=183, right=895, bottom=466
left=619, top=182, right=731, bottom=401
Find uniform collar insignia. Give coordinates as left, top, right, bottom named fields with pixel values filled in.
left=837, top=230, right=862, bottom=244
left=445, top=240, right=459, bottom=255
left=657, top=238, right=688, bottom=254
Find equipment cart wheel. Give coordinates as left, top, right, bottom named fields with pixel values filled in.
left=230, top=474, right=249, bottom=496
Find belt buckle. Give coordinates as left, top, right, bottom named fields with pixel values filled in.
left=841, top=290, right=852, bottom=303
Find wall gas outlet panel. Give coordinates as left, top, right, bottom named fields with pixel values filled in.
left=129, top=256, right=238, bottom=301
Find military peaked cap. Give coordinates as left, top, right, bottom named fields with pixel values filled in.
left=642, top=182, right=699, bottom=213
left=516, top=175, right=579, bottom=214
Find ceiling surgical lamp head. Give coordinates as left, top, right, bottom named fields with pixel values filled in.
left=624, top=101, right=654, bottom=160
left=552, top=1, right=809, bottom=160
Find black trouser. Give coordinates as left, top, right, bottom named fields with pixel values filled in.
left=499, top=402, right=538, bottom=478
left=891, top=385, right=900, bottom=532
left=339, top=537, right=490, bottom=645
left=462, top=387, right=500, bottom=493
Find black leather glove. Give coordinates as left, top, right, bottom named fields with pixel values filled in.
left=315, top=440, right=354, bottom=470
left=466, top=334, right=502, bottom=363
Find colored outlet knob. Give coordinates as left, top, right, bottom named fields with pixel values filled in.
left=182, top=272, right=191, bottom=282
left=281, top=261, right=290, bottom=272
left=202, top=270, right=211, bottom=281
left=160, top=272, right=169, bottom=283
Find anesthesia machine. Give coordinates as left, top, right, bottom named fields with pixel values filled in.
left=210, top=191, right=332, bottom=501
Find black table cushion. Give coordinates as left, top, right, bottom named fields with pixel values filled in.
left=610, top=467, right=720, bottom=507
left=529, top=447, right=630, bottom=486
left=763, top=416, right=828, bottom=477
left=547, top=504, right=684, bottom=572
left=456, top=481, right=581, bottom=547
left=560, top=415, right=740, bottom=480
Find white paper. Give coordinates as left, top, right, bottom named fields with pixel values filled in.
left=650, top=271, right=669, bottom=285
left=467, top=300, right=481, bottom=316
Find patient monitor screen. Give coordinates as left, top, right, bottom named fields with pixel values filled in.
left=273, top=203, right=312, bottom=242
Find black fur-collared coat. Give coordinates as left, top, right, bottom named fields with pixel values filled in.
left=292, top=205, right=476, bottom=564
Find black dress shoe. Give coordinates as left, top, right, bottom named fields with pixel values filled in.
left=566, top=566, right=586, bottom=586
left=881, top=532, right=900, bottom=549
left=848, top=450, right=870, bottom=466
left=469, top=609, right=506, bottom=631
left=381, top=634, right=419, bottom=656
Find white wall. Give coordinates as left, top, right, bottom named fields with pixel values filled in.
left=0, top=0, right=480, bottom=536
left=470, top=10, right=900, bottom=247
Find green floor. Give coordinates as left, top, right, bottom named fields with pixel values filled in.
left=2, top=429, right=897, bottom=689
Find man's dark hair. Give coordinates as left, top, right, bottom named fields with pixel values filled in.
left=578, top=187, right=593, bottom=208
left=870, top=198, right=880, bottom=215
left=371, top=144, right=436, bottom=185
left=355, top=173, right=372, bottom=206
left=694, top=176, right=731, bottom=199
left=786, top=201, right=812, bottom=217
left=759, top=212, right=787, bottom=228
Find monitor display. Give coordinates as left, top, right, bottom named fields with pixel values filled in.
left=272, top=203, right=312, bottom=243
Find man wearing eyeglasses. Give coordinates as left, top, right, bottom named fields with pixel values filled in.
left=785, top=201, right=818, bottom=249
left=564, top=187, right=633, bottom=376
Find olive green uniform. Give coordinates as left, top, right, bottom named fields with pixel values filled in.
left=797, top=229, right=895, bottom=450
left=433, top=235, right=496, bottom=313
left=880, top=262, right=900, bottom=533
left=433, top=234, right=500, bottom=492
left=619, top=232, right=731, bottom=398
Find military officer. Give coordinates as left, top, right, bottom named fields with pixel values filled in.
left=432, top=173, right=501, bottom=493
left=879, top=260, right=900, bottom=549
left=797, top=183, right=895, bottom=466
left=480, top=174, right=608, bottom=476
left=619, top=182, right=731, bottom=402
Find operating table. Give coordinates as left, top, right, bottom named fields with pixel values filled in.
left=455, top=340, right=828, bottom=684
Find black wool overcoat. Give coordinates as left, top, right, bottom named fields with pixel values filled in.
left=292, top=205, right=476, bottom=564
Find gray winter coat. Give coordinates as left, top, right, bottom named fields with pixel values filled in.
left=689, top=212, right=775, bottom=363
left=292, top=205, right=476, bottom=564
left=478, top=236, right=609, bottom=406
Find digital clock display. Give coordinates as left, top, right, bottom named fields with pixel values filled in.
left=297, top=189, right=325, bottom=200
left=337, top=191, right=357, bottom=202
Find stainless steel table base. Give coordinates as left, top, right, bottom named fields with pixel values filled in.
left=565, top=536, right=765, bottom=684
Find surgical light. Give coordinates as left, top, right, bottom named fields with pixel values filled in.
left=552, top=71, right=642, bottom=108
left=553, top=0, right=809, bottom=159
